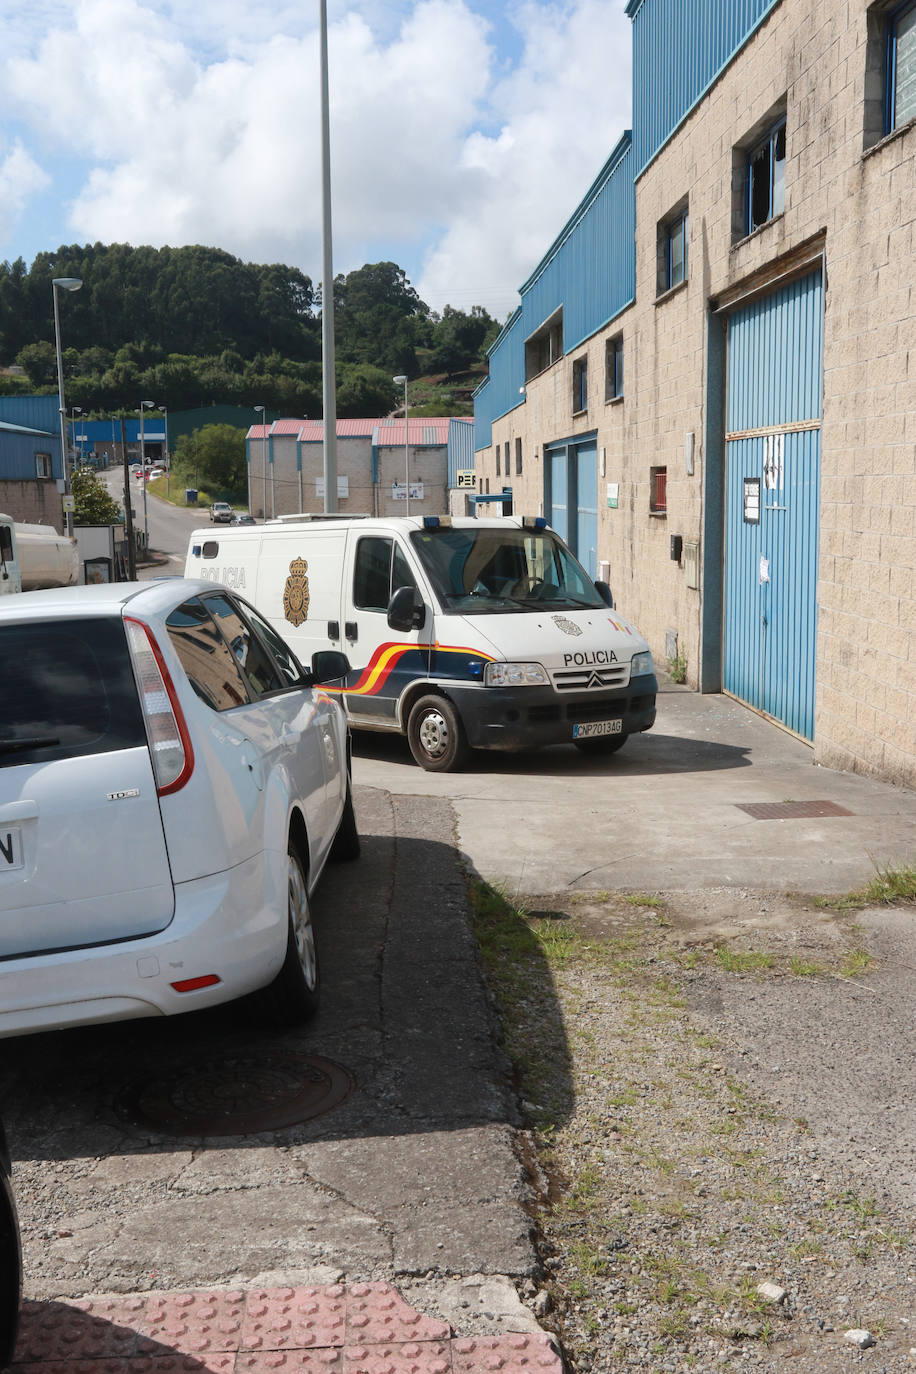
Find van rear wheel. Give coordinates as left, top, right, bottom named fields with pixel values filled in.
left=407, top=694, right=468, bottom=772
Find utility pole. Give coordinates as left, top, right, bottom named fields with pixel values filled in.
left=120, top=418, right=137, bottom=580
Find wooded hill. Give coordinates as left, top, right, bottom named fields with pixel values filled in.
left=0, top=245, right=500, bottom=418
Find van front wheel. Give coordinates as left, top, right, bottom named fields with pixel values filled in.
left=407, top=695, right=468, bottom=772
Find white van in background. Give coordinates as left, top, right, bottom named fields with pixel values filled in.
left=185, top=514, right=657, bottom=771
left=0, top=515, right=78, bottom=596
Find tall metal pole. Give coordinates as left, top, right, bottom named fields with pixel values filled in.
left=120, top=418, right=137, bottom=580
left=404, top=380, right=410, bottom=516
left=319, top=0, right=338, bottom=513
left=255, top=406, right=267, bottom=519
left=140, top=405, right=148, bottom=547
left=162, top=406, right=170, bottom=496
left=52, top=277, right=82, bottom=537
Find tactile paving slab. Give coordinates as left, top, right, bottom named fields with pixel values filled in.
left=9, top=1284, right=562, bottom=1374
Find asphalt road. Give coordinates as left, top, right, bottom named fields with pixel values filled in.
left=101, top=467, right=208, bottom=577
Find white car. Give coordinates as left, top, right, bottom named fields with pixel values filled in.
left=0, top=579, right=359, bottom=1038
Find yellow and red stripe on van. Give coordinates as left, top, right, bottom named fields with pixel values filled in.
left=324, top=640, right=495, bottom=698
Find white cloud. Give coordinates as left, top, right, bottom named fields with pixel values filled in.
left=1, top=0, right=632, bottom=316
left=416, top=0, right=632, bottom=317
left=0, top=143, right=51, bottom=244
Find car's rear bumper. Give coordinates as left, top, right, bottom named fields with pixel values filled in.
left=0, top=852, right=287, bottom=1038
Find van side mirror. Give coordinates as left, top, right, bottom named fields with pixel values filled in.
left=311, top=649, right=351, bottom=684
left=387, top=585, right=425, bottom=632
left=594, top=579, right=614, bottom=609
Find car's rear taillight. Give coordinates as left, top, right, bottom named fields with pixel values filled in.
left=124, top=617, right=194, bottom=795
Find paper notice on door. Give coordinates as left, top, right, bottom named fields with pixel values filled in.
left=759, top=554, right=770, bottom=584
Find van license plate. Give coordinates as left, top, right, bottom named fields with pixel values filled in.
left=573, top=720, right=623, bottom=740
left=0, top=826, right=23, bottom=870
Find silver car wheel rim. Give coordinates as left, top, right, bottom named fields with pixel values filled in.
left=289, top=857, right=317, bottom=991
left=418, top=710, right=448, bottom=758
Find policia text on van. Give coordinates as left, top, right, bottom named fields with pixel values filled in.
left=186, top=515, right=657, bottom=772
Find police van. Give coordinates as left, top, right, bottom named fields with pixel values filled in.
left=185, top=514, right=657, bottom=772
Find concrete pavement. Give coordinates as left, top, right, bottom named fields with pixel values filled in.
left=351, top=681, right=916, bottom=897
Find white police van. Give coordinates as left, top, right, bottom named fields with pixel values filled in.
left=185, top=514, right=657, bottom=771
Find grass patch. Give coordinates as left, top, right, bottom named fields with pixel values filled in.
left=818, top=861, right=916, bottom=911
left=714, top=947, right=776, bottom=974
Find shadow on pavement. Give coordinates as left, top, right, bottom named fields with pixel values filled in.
left=0, top=791, right=572, bottom=1166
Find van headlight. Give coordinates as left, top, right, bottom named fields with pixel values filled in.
left=484, top=661, right=549, bottom=687
left=630, top=650, right=654, bottom=678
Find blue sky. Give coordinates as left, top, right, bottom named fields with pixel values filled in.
left=0, top=0, right=632, bottom=320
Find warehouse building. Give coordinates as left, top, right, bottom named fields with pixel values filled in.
left=474, top=0, right=915, bottom=786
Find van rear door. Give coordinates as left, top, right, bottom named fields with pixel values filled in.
left=0, top=616, right=175, bottom=958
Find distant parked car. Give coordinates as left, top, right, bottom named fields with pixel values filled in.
left=0, top=579, right=360, bottom=1038
left=210, top=502, right=233, bottom=522
left=0, top=1118, right=21, bottom=1366
left=230, top=513, right=256, bottom=526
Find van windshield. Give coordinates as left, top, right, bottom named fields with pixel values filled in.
left=410, top=525, right=604, bottom=614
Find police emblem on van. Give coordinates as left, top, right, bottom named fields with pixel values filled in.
left=552, top=615, right=583, bottom=637
left=283, top=557, right=310, bottom=626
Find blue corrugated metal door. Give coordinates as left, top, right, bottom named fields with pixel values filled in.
left=575, top=444, right=598, bottom=579
left=723, top=270, right=823, bottom=739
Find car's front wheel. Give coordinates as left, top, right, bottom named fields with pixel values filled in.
left=261, top=844, right=320, bottom=1023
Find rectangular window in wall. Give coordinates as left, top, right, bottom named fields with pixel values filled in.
left=505, top=441, right=510, bottom=477
left=605, top=334, right=624, bottom=401
left=496, top=445, right=500, bottom=477
left=515, top=437, right=523, bottom=475
left=524, top=307, right=564, bottom=381
left=667, top=211, right=688, bottom=289
left=747, top=119, right=786, bottom=232
left=35, top=452, right=51, bottom=478
left=650, top=466, right=667, bottom=514
left=889, top=1, right=916, bottom=129
left=572, top=356, right=588, bottom=413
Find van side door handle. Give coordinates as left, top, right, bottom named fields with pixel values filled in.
left=328, top=620, right=340, bottom=640
left=345, top=622, right=358, bottom=641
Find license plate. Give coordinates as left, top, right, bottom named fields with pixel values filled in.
left=0, top=826, right=23, bottom=871
left=573, top=719, right=623, bottom=740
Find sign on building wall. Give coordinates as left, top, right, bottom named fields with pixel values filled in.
left=315, top=476, right=349, bottom=498
left=606, top=482, right=619, bottom=509
left=456, top=469, right=476, bottom=488
left=392, top=481, right=424, bottom=501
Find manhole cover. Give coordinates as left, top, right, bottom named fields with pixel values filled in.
left=114, top=1052, right=354, bottom=1136
left=735, top=800, right=853, bottom=820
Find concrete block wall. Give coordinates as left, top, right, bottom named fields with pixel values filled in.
left=0, top=480, right=64, bottom=532
left=252, top=436, right=448, bottom=521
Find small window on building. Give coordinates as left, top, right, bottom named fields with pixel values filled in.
left=605, top=334, right=624, bottom=401
left=524, top=307, right=563, bottom=381
left=35, top=452, right=51, bottom=478
left=496, top=445, right=500, bottom=478
left=747, top=119, right=786, bottom=233
left=650, top=466, right=667, bottom=514
left=572, top=356, right=588, bottom=413
left=889, top=0, right=916, bottom=130
left=505, top=441, right=510, bottom=476
left=657, top=201, right=689, bottom=294
left=515, top=437, right=523, bottom=474
left=667, top=212, right=688, bottom=289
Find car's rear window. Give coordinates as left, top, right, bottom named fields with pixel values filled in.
left=0, top=618, right=146, bottom=769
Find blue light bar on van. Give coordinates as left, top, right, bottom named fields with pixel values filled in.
left=423, top=515, right=452, bottom=529
left=191, top=545, right=201, bottom=556
left=522, top=516, right=547, bottom=529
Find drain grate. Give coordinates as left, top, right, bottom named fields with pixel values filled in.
left=735, top=800, right=853, bottom=820
left=114, top=1052, right=354, bottom=1137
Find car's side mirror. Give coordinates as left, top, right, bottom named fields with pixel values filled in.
left=387, top=585, right=426, bottom=632
left=311, top=649, right=351, bottom=684
left=595, top=579, right=614, bottom=609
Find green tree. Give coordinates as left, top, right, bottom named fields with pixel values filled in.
left=173, top=423, right=246, bottom=495
left=336, top=364, right=399, bottom=417
left=72, top=466, right=122, bottom=525
left=15, top=340, right=57, bottom=387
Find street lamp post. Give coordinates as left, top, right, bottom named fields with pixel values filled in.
left=393, top=375, right=409, bottom=514
left=139, top=400, right=154, bottom=548
left=254, top=406, right=267, bottom=519
left=52, top=276, right=82, bottom=537
left=70, top=407, right=82, bottom=471
left=160, top=405, right=170, bottom=495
